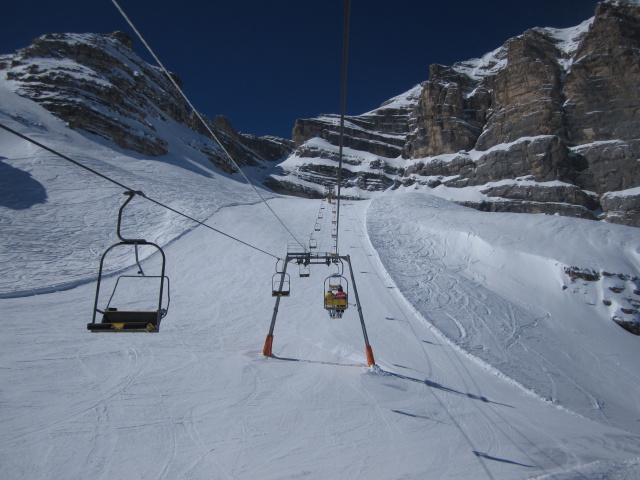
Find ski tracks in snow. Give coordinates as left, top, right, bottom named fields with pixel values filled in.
left=362, top=194, right=640, bottom=477
left=367, top=195, right=589, bottom=412
left=341, top=202, right=508, bottom=477
left=3, top=194, right=640, bottom=479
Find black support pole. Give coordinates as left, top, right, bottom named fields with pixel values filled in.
left=345, top=255, right=376, bottom=366
left=263, top=257, right=290, bottom=357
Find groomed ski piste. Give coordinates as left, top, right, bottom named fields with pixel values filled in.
left=2, top=70, right=640, bottom=480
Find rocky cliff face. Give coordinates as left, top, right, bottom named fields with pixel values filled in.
left=1, top=3, right=638, bottom=227
left=269, top=0, right=640, bottom=227
left=0, top=32, right=292, bottom=173
left=267, top=86, right=421, bottom=197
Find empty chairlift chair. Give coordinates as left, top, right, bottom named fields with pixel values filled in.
left=299, top=264, right=310, bottom=277
left=272, top=272, right=291, bottom=296
left=272, top=258, right=291, bottom=296
left=88, top=191, right=170, bottom=333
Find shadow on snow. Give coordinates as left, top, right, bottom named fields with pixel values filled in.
left=0, top=158, right=48, bottom=210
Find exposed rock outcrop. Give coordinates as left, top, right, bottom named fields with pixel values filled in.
left=564, top=266, right=640, bottom=334
left=600, top=187, right=640, bottom=226
left=407, top=65, right=491, bottom=158
left=3, top=32, right=186, bottom=156
left=270, top=86, right=420, bottom=198
left=269, top=0, right=640, bottom=227
left=564, top=1, right=640, bottom=145
left=0, top=32, right=293, bottom=172
left=1, top=3, right=638, bottom=226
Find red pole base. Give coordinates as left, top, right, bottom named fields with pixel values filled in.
left=365, top=345, right=375, bottom=367
left=263, top=334, right=274, bottom=357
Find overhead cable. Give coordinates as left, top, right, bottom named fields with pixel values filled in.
left=335, top=0, right=351, bottom=251
left=110, top=0, right=306, bottom=251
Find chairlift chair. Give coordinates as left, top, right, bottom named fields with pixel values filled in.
left=272, top=259, right=291, bottom=296
left=324, top=274, right=349, bottom=317
left=88, top=191, right=170, bottom=333
left=287, top=243, right=307, bottom=256
left=272, top=272, right=291, bottom=296
left=299, top=263, right=310, bottom=277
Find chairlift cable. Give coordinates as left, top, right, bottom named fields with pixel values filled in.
left=0, top=123, right=132, bottom=191
left=110, top=0, right=306, bottom=252
left=0, top=122, right=281, bottom=261
left=335, top=0, right=351, bottom=252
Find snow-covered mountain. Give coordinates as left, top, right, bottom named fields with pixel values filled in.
left=0, top=31, right=294, bottom=173
left=2, top=2, right=640, bottom=478
left=2, top=2, right=638, bottom=228
left=3, top=45, right=640, bottom=478
left=269, top=0, right=640, bottom=228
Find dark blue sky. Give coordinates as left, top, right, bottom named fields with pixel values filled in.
left=1, top=0, right=600, bottom=139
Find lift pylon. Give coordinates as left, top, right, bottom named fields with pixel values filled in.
left=262, top=253, right=375, bottom=367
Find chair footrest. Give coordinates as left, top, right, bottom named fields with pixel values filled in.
left=87, top=322, right=158, bottom=332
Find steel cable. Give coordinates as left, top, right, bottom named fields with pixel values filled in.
left=111, top=0, right=306, bottom=252
left=334, top=0, right=351, bottom=253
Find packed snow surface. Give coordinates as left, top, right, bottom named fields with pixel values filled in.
left=2, top=77, right=640, bottom=480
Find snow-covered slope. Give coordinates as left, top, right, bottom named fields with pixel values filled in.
left=0, top=74, right=272, bottom=297
left=368, top=193, right=640, bottom=433
left=2, top=68, right=640, bottom=479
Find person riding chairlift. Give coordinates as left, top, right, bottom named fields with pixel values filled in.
left=325, top=289, right=336, bottom=318
left=335, top=285, right=347, bottom=318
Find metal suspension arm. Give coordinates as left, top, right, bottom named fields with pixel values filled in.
left=117, top=190, right=146, bottom=243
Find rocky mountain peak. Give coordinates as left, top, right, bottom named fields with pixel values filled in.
left=0, top=31, right=292, bottom=171
left=103, top=31, right=135, bottom=50
left=268, top=0, right=640, bottom=227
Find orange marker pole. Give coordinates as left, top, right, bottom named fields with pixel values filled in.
left=365, top=345, right=375, bottom=367
left=263, top=334, right=274, bottom=357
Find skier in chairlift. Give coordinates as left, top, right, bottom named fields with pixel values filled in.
left=335, top=285, right=347, bottom=318
left=325, top=289, right=336, bottom=318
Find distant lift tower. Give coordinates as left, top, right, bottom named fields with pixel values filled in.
left=263, top=246, right=376, bottom=367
